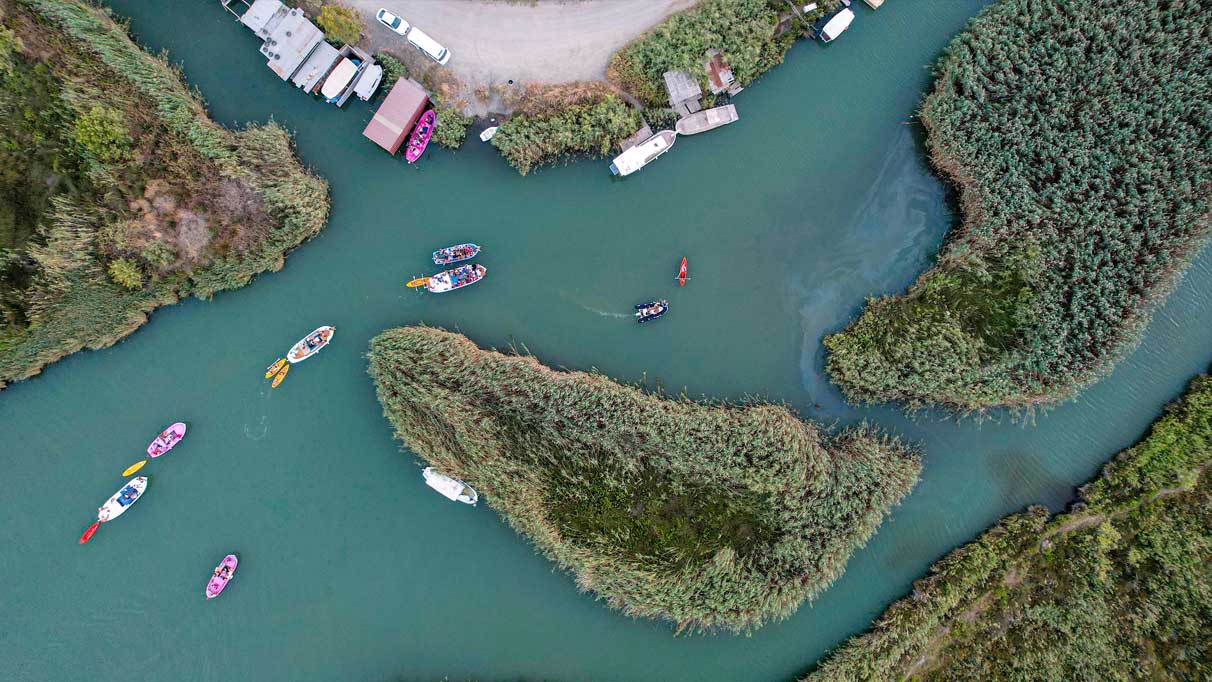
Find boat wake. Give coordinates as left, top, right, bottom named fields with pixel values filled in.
left=579, top=304, right=629, bottom=319
left=243, top=414, right=269, bottom=441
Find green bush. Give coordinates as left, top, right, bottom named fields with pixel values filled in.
left=491, top=95, right=642, bottom=175
left=315, top=4, right=362, bottom=46
left=107, top=257, right=141, bottom=289
left=825, top=0, right=1212, bottom=412
left=432, top=100, right=471, bottom=149
left=140, top=240, right=177, bottom=271
left=73, top=104, right=130, bottom=163
left=369, top=326, right=921, bottom=632
left=374, top=52, right=407, bottom=88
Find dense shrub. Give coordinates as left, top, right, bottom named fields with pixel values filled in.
left=805, top=373, right=1212, bottom=681
left=315, top=4, right=362, bottom=46
left=0, top=0, right=329, bottom=387
left=825, top=0, right=1212, bottom=412
left=491, top=94, right=642, bottom=175
left=606, top=0, right=835, bottom=106
left=369, top=326, right=921, bottom=632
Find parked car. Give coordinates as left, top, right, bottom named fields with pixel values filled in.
left=375, top=8, right=409, bottom=36
left=407, top=27, right=451, bottom=65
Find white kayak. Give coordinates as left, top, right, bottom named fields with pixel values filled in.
left=287, top=326, right=335, bottom=364
left=98, top=476, right=148, bottom=522
left=422, top=467, right=478, bottom=505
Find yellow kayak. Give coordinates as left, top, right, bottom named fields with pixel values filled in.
left=264, top=358, right=286, bottom=379
left=271, top=364, right=290, bottom=388
left=406, top=277, right=430, bottom=288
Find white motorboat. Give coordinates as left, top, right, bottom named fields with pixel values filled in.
left=422, top=467, right=478, bottom=505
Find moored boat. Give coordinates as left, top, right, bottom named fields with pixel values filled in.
left=609, top=130, right=677, bottom=176
left=422, top=467, right=478, bottom=505
left=425, top=264, right=486, bottom=293
left=635, top=300, right=669, bottom=323
left=205, top=554, right=239, bottom=599
left=287, top=326, right=335, bottom=363
left=677, top=257, right=688, bottom=286
left=479, top=126, right=498, bottom=142
left=405, top=109, right=436, bottom=163
left=97, top=476, right=148, bottom=523
left=432, top=243, right=480, bottom=265
left=147, top=423, right=187, bottom=458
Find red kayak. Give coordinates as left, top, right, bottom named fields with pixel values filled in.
left=677, top=257, right=688, bottom=286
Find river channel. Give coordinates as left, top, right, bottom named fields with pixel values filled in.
left=3, top=1, right=1211, bottom=680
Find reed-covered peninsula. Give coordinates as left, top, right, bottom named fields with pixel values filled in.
left=806, top=371, right=1212, bottom=681
left=825, top=0, right=1212, bottom=412
left=0, top=0, right=329, bottom=387
left=368, top=326, right=921, bottom=633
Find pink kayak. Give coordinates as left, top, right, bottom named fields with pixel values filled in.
left=206, top=554, right=238, bottom=599
left=404, top=109, right=435, bottom=163
left=147, top=422, right=186, bottom=458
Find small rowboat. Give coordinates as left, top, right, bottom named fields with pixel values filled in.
left=287, top=326, right=335, bottom=364
left=206, top=554, right=239, bottom=599
left=426, top=264, right=486, bottom=293
left=271, top=364, right=289, bottom=388
left=264, top=358, right=286, bottom=379
left=432, top=243, right=480, bottom=265
left=405, top=109, right=436, bottom=163
left=479, top=126, right=497, bottom=142
left=423, top=467, right=477, bottom=505
left=635, top=300, right=669, bottom=323
left=677, top=257, right=688, bottom=286
left=148, top=423, right=187, bottom=458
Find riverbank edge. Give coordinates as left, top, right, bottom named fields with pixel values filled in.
left=0, top=0, right=330, bottom=389
left=801, top=369, right=1212, bottom=680
left=368, top=325, right=922, bottom=633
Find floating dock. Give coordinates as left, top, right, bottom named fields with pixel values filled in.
left=675, top=104, right=739, bottom=135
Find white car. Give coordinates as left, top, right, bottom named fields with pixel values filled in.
left=375, top=8, right=409, bottom=36
left=407, top=27, right=451, bottom=65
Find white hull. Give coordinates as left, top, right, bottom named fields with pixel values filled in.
left=98, top=476, right=148, bottom=522
left=423, top=467, right=477, bottom=505
left=287, top=326, right=335, bottom=363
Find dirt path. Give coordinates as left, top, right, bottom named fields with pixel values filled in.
left=353, top=0, right=697, bottom=88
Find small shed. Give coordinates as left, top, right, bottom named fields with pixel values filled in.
left=703, top=49, right=737, bottom=96
left=363, top=78, right=429, bottom=154
left=663, top=70, right=702, bottom=116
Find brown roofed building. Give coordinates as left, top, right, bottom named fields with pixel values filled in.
left=363, top=78, right=429, bottom=154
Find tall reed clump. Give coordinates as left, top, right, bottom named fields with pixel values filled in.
left=804, top=372, right=1212, bottom=681
left=0, top=0, right=329, bottom=388
left=824, top=0, right=1212, bottom=413
left=491, top=91, right=641, bottom=176
left=368, top=326, right=921, bottom=633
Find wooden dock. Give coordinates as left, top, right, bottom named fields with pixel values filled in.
left=675, top=104, right=739, bottom=135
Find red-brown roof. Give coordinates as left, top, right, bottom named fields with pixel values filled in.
left=363, top=78, right=429, bottom=154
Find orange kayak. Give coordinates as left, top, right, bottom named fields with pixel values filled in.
left=271, top=364, right=289, bottom=388
left=677, top=257, right=687, bottom=286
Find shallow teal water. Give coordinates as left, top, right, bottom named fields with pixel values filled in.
left=3, top=2, right=1212, bottom=681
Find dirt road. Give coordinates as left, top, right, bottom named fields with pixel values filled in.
left=352, top=0, right=696, bottom=87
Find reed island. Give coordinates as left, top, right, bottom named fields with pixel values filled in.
left=0, top=0, right=329, bottom=388
left=368, top=326, right=921, bottom=632
left=824, top=0, right=1212, bottom=412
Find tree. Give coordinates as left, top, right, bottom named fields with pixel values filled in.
left=73, top=105, right=130, bottom=163
left=107, top=257, right=142, bottom=289
left=316, top=4, right=363, bottom=46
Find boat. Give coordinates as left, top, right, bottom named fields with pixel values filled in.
left=609, top=130, right=677, bottom=176
left=147, top=422, right=187, bottom=458
left=674, top=105, right=739, bottom=136
left=422, top=467, right=477, bottom=505
left=819, top=8, right=855, bottom=43
left=677, top=257, right=688, bottom=286
left=425, top=264, right=486, bottom=293
left=320, top=58, right=358, bottom=103
left=264, top=358, right=286, bottom=379
left=205, top=554, right=239, bottom=600
left=287, top=326, right=335, bottom=363
left=271, top=364, right=290, bottom=388
left=479, top=126, right=497, bottom=142
left=432, top=243, right=480, bottom=265
left=406, top=277, right=430, bottom=288
left=97, top=476, right=148, bottom=523
left=635, top=300, right=669, bottom=323
left=404, top=109, right=436, bottom=163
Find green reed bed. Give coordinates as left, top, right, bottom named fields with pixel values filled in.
left=0, top=0, right=329, bottom=387
left=806, top=372, right=1212, bottom=681
left=824, top=0, right=1212, bottom=412
left=368, top=326, right=920, bottom=633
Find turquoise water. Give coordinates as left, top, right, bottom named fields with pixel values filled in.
left=3, top=2, right=1212, bottom=681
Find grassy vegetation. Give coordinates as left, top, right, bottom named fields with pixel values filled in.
left=824, top=0, right=1212, bottom=412
left=368, top=326, right=921, bottom=632
left=805, top=372, right=1212, bottom=681
left=491, top=83, right=643, bottom=176
left=606, top=0, right=836, bottom=107
left=0, top=0, right=329, bottom=387
left=314, top=3, right=362, bottom=46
